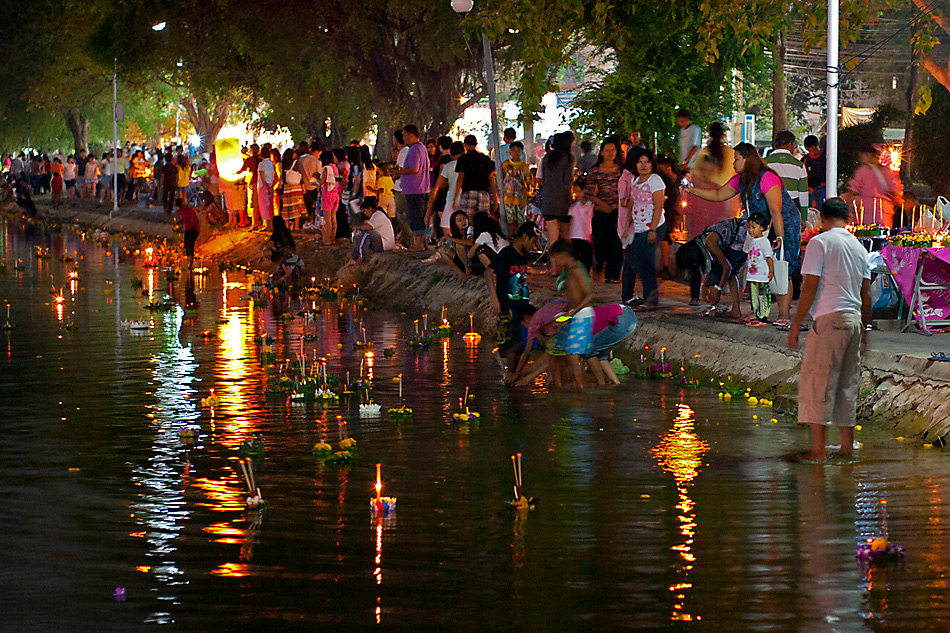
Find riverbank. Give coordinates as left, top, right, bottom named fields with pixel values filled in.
left=17, top=197, right=950, bottom=444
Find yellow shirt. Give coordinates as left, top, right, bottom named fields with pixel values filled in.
left=696, top=145, right=735, bottom=187
left=377, top=175, right=395, bottom=202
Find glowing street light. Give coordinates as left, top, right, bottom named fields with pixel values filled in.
left=151, top=21, right=166, bottom=31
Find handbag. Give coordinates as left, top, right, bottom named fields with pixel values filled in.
left=770, top=243, right=789, bottom=295
left=284, top=160, right=302, bottom=186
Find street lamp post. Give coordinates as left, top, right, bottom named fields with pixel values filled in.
left=112, top=58, right=119, bottom=215
left=451, top=0, right=506, bottom=221
left=826, top=0, right=839, bottom=198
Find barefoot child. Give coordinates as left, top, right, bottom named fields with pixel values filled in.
left=744, top=212, right=774, bottom=326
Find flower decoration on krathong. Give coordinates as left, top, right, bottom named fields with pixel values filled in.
left=890, top=232, right=936, bottom=248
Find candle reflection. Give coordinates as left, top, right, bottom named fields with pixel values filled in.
left=651, top=403, right=707, bottom=623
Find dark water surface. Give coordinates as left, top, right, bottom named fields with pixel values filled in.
left=1, top=218, right=949, bottom=632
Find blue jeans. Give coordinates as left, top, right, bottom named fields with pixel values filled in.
left=622, top=231, right=657, bottom=304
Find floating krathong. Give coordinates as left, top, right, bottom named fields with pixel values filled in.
left=462, top=314, right=481, bottom=345
left=238, top=457, right=265, bottom=509
left=388, top=373, right=413, bottom=417
left=370, top=463, right=397, bottom=516
left=2, top=303, right=13, bottom=331
left=200, top=389, right=220, bottom=408
left=452, top=386, right=480, bottom=421
left=504, top=452, right=536, bottom=510
left=856, top=500, right=905, bottom=564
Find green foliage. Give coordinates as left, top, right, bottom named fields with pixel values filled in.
left=913, top=83, right=950, bottom=196
left=570, top=0, right=767, bottom=146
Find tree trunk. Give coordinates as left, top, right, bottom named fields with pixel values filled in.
left=182, top=96, right=231, bottom=152
left=65, top=110, right=90, bottom=153
left=771, top=31, right=787, bottom=139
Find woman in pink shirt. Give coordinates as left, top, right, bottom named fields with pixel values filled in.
left=843, top=145, right=902, bottom=228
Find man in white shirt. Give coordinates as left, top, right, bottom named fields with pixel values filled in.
left=295, top=141, right=321, bottom=220
left=392, top=129, right=412, bottom=247
left=346, top=197, right=395, bottom=264
left=676, top=109, right=702, bottom=171
left=788, top=197, right=871, bottom=461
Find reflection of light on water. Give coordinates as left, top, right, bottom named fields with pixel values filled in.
left=147, top=268, right=155, bottom=297
left=375, top=517, right=384, bottom=624
left=651, top=403, right=708, bottom=623
left=131, top=309, right=199, bottom=624
left=210, top=562, right=250, bottom=577
left=213, top=309, right=257, bottom=447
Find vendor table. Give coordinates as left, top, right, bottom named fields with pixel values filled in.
left=881, top=245, right=950, bottom=334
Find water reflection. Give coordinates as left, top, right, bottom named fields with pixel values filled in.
left=130, top=306, right=199, bottom=624
left=651, top=403, right=707, bottom=623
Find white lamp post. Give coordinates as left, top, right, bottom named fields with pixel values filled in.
left=452, top=0, right=506, bottom=221
left=112, top=58, right=119, bottom=215
left=826, top=0, right=839, bottom=198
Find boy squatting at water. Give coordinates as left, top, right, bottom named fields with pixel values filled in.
left=788, top=197, right=871, bottom=461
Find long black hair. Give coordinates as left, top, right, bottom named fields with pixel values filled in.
left=547, top=131, right=575, bottom=167
left=449, top=210, right=469, bottom=240
left=595, top=136, right=624, bottom=168
left=472, top=211, right=503, bottom=250
left=270, top=216, right=295, bottom=252
left=707, top=122, right=726, bottom=168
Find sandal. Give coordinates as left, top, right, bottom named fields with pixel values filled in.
left=701, top=305, right=721, bottom=318
left=746, top=320, right=768, bottom=328
left=772, top=319, right=791, bottom=328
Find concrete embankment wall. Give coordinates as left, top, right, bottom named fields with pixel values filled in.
left=16, top=200, right=950, bottom=444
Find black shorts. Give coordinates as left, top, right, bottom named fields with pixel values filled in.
left=184, top=229, right=199, bottom=256
left=406, top=193, right=427, bottom=236
left=543, top=215, right=571, bottom=223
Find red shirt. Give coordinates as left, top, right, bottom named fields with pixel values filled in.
left=180, top=205, right=200, bottom=232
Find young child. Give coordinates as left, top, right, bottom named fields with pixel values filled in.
left=502, top=141, right=532, bottom=236
left=567, top=177, right=594, bottom=271
left=744, top=212, right=774, bottom=326
left=50, top=171, right=64, bottom=207
left=376, top=164, right=396, bottom=219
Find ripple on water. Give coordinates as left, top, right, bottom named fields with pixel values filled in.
left=1, top=219, right=950, bottom=631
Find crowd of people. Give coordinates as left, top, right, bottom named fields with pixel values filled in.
left=1, top=113, right=897, bottom=340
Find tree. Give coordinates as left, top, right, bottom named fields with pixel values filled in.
left=90, top=0, right=258, bottom=150
left=911, top=0, right=950, bottom=91
left=697, top=0, right=901, bottom=136
left=0, top=0, right=113, bottom=153
left=912, top=83, right=950, bottom=196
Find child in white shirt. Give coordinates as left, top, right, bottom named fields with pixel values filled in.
left=568, top=177, right=594, bottom=271
left=744, top=212, right=774, bottom=326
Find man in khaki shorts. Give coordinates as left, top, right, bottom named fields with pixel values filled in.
left=788, top=197, right=871, bottom=460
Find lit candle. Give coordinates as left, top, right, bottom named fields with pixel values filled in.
left=375, top=463, right=382, bottom=500
left=398, top=373, right=402, bottom=400
left=423, top=313, right=428, bottom=331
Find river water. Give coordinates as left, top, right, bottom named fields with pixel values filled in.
left=1, top=218, right=949, bottom=632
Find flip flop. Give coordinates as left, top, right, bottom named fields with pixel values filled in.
left=746, top=320, right=768, bottom=328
